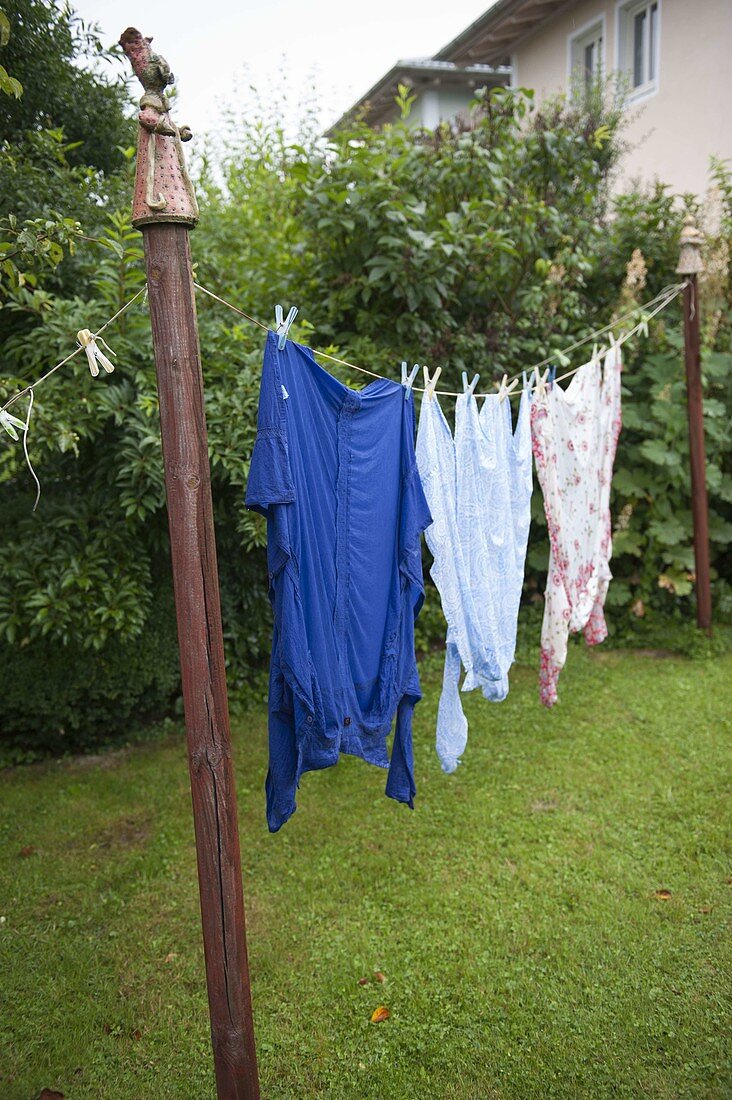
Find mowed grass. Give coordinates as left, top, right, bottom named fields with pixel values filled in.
left=1, top=640, right=731, bottom=1099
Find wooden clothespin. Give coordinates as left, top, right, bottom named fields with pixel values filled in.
left=0, top=408, right=27, bottom=441
left=497, top=373, right=519, bottom=404
left=77, top=329, right=116, bottom=378
left=274, top=304, right=298, bottom=350
left=401, top=361, right=419, bottom=399
left=422, top=365, right=442, bottom=401
left=532, top=367, right=550, bottom=401
left=462, top=371, right=480, bottom=396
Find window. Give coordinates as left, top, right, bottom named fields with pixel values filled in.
left=568, top=19, right=604, bottom=94
left=617, top=0, right=660, bottom=100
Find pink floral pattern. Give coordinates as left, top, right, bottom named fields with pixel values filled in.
left=531, top=345, right=622, bottom=707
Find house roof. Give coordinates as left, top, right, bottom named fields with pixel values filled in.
left=435, top=0, right=577, bottom=66
left=326, top=58, right=509, bottom=134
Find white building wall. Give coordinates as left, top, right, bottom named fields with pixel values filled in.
left=511, top=0, right=732, bottom=195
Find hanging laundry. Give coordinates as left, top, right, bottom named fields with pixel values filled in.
left=416, top=382, right=532, bottom=772
left=530, top=344, right=622, bottom=707
left=246, top=332, right=431, bottom=832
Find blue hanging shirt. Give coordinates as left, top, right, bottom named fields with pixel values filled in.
left=246, top=332, right=432, bottom=831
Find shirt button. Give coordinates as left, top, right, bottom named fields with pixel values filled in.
left=306, top=715, right=313, bottom=725
left=344, top=717, right=351, bottom=727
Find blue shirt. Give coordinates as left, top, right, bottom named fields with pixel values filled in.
left=246, top=332, right=431, bottom=831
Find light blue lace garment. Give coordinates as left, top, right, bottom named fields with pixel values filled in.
left=416, top=386, right=532, bottom=772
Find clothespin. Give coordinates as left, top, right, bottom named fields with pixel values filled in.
left=555, top=348, right=571, bottom=369
left=422, top=365, right=442, bottom=401
left=401, top=361, right=419, bottom=399
left=532, top=368, right=550, bottom=401
left=497, top=373, right=519, bottom=404
left=274, top=304, right=298, bottom=350
left=547, top=365, right=557, bottom=386
left=0, top=408, right=27, bottom=441
left=462, top=371, right=480, bottom=396
left=77, top=329, right=116, bottom=378
left=638, top=311, right=651, bottom=339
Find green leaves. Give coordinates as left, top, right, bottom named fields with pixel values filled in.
left=0, top=11, right=22, bottom=98
left=0, top=62, right=22, bottom=100
left=639, top=439, right=679, bottom=467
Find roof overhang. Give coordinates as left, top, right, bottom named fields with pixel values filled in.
left=435, top=0, right=577, bottom=66
left=327, top=59, right=509, bottom=134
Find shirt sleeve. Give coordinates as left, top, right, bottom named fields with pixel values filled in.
left=245, top=335, right=296, bottom=516
left=399, top=462, right=432, bottom=610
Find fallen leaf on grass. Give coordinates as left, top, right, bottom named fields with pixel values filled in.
left=370, top=1006, right=390, bottom=1023
left=374, top=971, right=386, bottom=983
left=654, top=889, right=672, bottom=900
left=164, top=952, right=178, bottom=964
left=132, top=1028, right=142, bottom=1041
left=698, top=905, right=712, bottom=914
left=37, top=1091, right=64, bottom=1099
left=19, top=845, right=37, bottom=858
left=357, top=976, right=368, bottom=986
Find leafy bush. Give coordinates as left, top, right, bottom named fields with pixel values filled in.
left=0, top=586, right=180, bottom=765
left=0, top=0, right=133, bottom=174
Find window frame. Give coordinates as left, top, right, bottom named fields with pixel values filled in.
left=567, top=14, right=606, bottom=93
left=615, top=0, right=661, bottom=104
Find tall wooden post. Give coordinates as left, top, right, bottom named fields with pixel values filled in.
left=676, top=214, right=712, bottom=634
left=119, top=29, right=259, bottom=1098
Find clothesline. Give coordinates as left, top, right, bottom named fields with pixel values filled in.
left=0, top=278, right=685, bottom=419
left=0, top=285, right=147, bottom=415
left=193, top=280, right=686, bottom=398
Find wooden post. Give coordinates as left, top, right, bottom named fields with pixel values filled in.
left=676, top=214, right=712, bottom=634
left=119, top=29, right=260, bottom=1098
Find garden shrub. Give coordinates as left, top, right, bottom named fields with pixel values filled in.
left=0, top=583, right=180, bottom=764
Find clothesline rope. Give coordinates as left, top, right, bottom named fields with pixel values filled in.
left=0, top=284, right=148, bottom=510
left=0, top=277, right=686, bottom=417
left=0, top=284, right=148, bottom=415
left=193, top=280, right=686, bottom=398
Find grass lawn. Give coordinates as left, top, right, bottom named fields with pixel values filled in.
left=1, top=640, right=731, bottom=1098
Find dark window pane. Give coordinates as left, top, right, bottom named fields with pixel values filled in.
left=633, top=9, right=647, bottom=87
left=649, top=3, right=658, bottom=81
left=585, top=41, right=595, bottom=84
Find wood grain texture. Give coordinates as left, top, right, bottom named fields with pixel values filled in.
left=143, top=224, right=260, bottom=1099
left=682, top=275, right=712, bottom=634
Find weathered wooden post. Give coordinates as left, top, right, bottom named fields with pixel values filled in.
left=676, top=213, right=712, bottom=634
left=119, top=28, right=259, bottom=1098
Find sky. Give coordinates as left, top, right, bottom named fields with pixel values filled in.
left=72, top=0, right=491, bottom=139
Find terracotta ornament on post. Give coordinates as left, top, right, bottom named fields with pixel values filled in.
left=119, top=27, right=199, bottom=227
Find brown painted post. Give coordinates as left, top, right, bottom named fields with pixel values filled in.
left=676, top=214, right=712, bottom=634
left=119, top=29, right=259, bottom=1098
